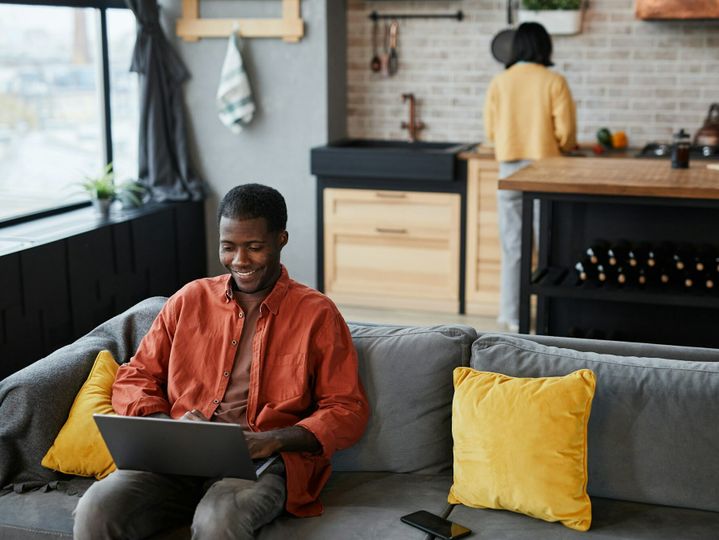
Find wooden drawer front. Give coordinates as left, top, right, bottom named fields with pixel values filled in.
left=323, top=188, right=461, bottom=312
left=324, top=188, right=457, bottom=235
left=325, top=230, right=459, bottom=302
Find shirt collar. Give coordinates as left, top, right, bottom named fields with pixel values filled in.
left=223, top=265, right=289, bottom=316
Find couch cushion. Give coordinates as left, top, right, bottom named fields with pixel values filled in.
left=258, top=472, right=452, bottom=540
left=446, top=498, right=719, bottom=540
left=0, top=480, right=91, bottom=539
left=470, top=334, right=719, bottom=513
left=0, top=480, right=190, bottom=540
left=331, top=324, right=476, bottom=474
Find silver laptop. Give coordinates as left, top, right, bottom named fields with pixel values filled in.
left=94, top=414, right=277, bottom=480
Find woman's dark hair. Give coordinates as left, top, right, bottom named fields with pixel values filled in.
left=217, top=183, right=287, bottom=232
left=506, top=22, right=554, bottom=68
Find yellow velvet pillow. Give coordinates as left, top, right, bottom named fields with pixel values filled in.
left=41, top=350, right=118, bottom=479
left=448, top=367, right=596, bottom=532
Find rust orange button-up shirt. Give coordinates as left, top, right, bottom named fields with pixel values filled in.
left=112, top=266, right=370, bottom=516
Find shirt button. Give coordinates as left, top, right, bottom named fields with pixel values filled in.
left=224, top=371, right=230, bottom=377
left=213, top=399, right=219, bottom=404
left=231, top=339, right=238, bottom=346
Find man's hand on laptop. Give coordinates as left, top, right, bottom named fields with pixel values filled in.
left=245, top=426, right=321, bottom=459
left=180, top=409, right=209, bottom=422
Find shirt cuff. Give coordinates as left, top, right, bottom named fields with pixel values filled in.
left=295, top=417, right=335, bottom=460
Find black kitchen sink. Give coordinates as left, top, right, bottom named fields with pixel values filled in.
left=311, top=139, right=477, bottom=182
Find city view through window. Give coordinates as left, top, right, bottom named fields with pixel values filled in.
left=0, top=4, right=138, bottom=222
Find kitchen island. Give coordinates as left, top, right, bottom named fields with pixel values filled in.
left=500, top=157, right=719, bottom=347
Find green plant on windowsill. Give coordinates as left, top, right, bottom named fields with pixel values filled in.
left=79, top=163, right=147, bottom=217
left=522, top=0, right=581, bottom=10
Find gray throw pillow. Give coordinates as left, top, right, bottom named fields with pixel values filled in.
left=470, top=334, right=719, bottom=513
left=331, top=323, right=476, bottom=474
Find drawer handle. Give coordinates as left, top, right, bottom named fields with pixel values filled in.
left=375, top=192, right=407, bottom=199
left=376, top=227, right=408, bottom=234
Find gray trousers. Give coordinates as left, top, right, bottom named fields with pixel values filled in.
left=73, top=461, right=286, bottom=540
left=497, top=160, right=535, bottom=328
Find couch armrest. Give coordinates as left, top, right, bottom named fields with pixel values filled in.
left=0, top=296, right=166, bottom=489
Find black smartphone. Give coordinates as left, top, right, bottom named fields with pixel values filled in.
left=400, top=510, right=472, bottom=539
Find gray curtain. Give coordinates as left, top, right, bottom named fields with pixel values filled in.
left=125, top=0, right=204, bottom=201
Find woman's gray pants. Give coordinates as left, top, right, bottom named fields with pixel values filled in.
left=497, top=160, right=536, bottom=329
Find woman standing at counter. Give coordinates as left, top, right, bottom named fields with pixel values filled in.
left=484, top=22, right=577, bottom=332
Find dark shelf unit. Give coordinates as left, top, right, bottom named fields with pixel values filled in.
left=519, top=192, right=719, bottom=348
left=530, top=267, right=719, bottom=310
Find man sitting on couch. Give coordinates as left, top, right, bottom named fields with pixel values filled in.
left=74, top=183, right=370, bottom=539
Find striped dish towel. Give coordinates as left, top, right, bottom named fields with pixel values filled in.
left=217, top=31, right=255, bottom=134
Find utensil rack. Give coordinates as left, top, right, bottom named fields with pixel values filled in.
left=176, top=0, right=304, bottom=43
left=368, top=10, right=464, bottom=22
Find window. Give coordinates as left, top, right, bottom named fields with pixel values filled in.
left=0, top=0, right=137, bottom=223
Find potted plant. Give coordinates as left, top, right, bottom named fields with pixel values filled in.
left=518, top=0, right=584, bottom=36
left=79, top=163, right=147, bottom=217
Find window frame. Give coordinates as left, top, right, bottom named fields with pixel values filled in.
left=0, top=0, right=133, bottom=227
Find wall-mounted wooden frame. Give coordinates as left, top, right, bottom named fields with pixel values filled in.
left=176, top=0, right=304, bottom=43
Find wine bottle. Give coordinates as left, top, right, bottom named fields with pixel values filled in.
left=574, top=259, right=597, bottom=283
left=636, top=266, right=658, bottom=287
left=683, top=271, right=698, bottom=290
left=672, top=242, right=694, bottom=271
left=608, top=240, right=631, bottom=267
left=615, top=265, right=637, bottom=286
left=693, top=244, right=718, bottom=273
left=596, top=263, right=615, bottom=284
left=657, top=265, right=680, bottom=288
left=705, top=272, right=717, bottom=291
left=627, top=241, right=651, bottom=268
left=585, top=239, right=609, bottom=265
left=647, top=242, right=673, bottom=269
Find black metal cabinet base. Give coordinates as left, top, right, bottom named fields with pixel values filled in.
left=519, top=192, right=719, bottom=347
left=0, top=201, right=206, bottom=379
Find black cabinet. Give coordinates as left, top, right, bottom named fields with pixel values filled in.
left=0, top=201, right=206, bottom=380
left=520, top=192, right=719, bottom=347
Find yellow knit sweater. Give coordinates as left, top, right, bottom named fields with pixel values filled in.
left=484, top=63, right=577, bottom=162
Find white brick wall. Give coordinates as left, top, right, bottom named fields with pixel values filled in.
left=347, top=0, right=719, bottom=147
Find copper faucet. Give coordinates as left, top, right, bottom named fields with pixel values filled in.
left=401, top=93, right=425, bottom=142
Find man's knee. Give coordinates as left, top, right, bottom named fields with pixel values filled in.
left=192, top=475, right=285, bottom=540
left=192, top=496, right=254, bottom=540
left=73, top=482, right=122, bottom=540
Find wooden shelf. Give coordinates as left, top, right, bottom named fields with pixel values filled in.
left=176, top=0, right=304, bottom=43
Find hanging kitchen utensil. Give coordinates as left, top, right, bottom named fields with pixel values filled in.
left=491, top=0, right=515, bottom=65
left=370, top=18, right=381, bottom=73
left=388, top=20, right=399, bottom=76
left=380, top=22, right=390, bottom=77
left=694, top=103, right=719, bottom=147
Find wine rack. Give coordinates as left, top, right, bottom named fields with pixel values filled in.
left=519, top=191, right=719, bottom=348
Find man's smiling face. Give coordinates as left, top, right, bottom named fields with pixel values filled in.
left=219, top=216, right=288, bottom=294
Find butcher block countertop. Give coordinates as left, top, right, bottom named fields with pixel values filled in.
left=498, top=157, right=719, bottom=200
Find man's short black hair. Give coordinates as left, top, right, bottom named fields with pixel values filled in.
left=217, top=183, right=287, bottom=232
left=507, top=22, right=554, bottom=68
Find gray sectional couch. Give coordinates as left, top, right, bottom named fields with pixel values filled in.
left=1, top=297, right=718, bottom=539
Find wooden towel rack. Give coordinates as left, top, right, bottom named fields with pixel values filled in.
left=176, top=0, right=304, bottom=43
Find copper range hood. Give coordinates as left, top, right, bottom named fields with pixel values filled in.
left=636, top=0, right=719, bottom=20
